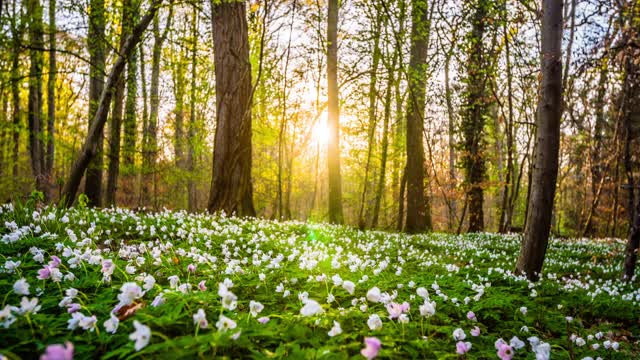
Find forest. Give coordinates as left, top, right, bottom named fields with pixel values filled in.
left=0, top=0, right=639, bottom=358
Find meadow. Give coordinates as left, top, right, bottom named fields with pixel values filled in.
left=0, top=199, right=638, bottom=359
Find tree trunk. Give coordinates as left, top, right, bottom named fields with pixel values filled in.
left=10, top=0, right=21, bottom=180
left=122, top=0, right=138, bottom=207
left=207, top=0, right=255, bottom=217
left=397, top=165, right=407, bottom=231
left=62, top=0, right=162, bottom=206
left=187, top=4, right=198, bottom=212
left=444, top=38, right=457, bottom=231
left=462, top=0, right=490, bottom=233
left=26, top=0, right=46, bottom=196
left=85, top=0, right=106, bottom=206
left=515, top=0, right=563, bottom=281
left=404, top=0, right=431, bottom=233
left=326, top=0, right=344, bottom=224
left=45, top=0, right=55, bottom=189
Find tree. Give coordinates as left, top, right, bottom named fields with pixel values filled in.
left=85, top=0, right=106, bottom=206
left=45, top=0, right=56, bottom=189
left=461, top=0, right=490, bottom=233
left=404, top=0, right=432, bottom=233
left=326, top=0, right=344, bottom=224
left=207, top=0, right=255, bottom=217
left=515, top=0, right=563, bottom=281
left=62, top=0, right=163, bottom=206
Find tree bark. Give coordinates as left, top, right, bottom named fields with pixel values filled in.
left=515, top=0, right=563, bottom=281
left=10, top=0, right=21, bottom=179
left=122, top=0, right=139, bottom=207
left=84, top=0, right=106, bottom=206
left=326, top=0, right=344, bottom=224
left=45, top=0, right=55, bottom=188
left=207, top=0, right=255, bottom=217
left=62, top=0, right=162, bottom=206
left=187, top=3, right=198, bottom=212
left=404, top=0, right=432, bottom=233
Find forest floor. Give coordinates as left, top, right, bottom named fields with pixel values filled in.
left=0, top=201, right=639, bottom=359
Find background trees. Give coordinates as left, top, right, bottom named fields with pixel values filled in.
left=0, top=0, right=638, bottom=278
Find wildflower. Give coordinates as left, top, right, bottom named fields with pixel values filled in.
left=40, top=342, right=74, bottom=360
left=367, top=314, right=383, bottom=330
left=151, top=293, right=165, bottom=307
left=398, top=314, right=409, bottom=324
left=187, top=264, right=196, bottom=273
left=78, top=315, right=97, bottom=331
left=360, top=337, right=381, bottom=359
left=66, top=303, right=81, bottom=313
left=13, top=278, right=30, bottom=295
left=142, top=275, right=156, bottom=291
left=343, top=281, right=355, bottom=295
left=193, top=309, right=208, bottom=329
left=117, top=283, right=143, bottom=307
left=129, top=320, right=151, bottom=351
left=386, top=302, right=409, bottom=319
left=249, top=301, right=264, bottom=317
left=332, top=274, right=343, bottom=286
left=575, top=337, right=586, bottom=347
left=456, top=341, right=472, bottom=355
left=104, top=313, right=119, bottom=334
left=366, top=287, right=381, bottom=303
left=419, top=301, right=436, bottom=317
left=168, top=275, right=180, bottom=289
left=0, top=305, right=16, bottom=328
left=257, top=316, right=270, bottom=324
left=19, top=297, right=41, bottom=315
left=328, top=321, right=342, bottom=337
left=300, top=299, right=323, bottom=316
left=471, top=326, right=481, bottom=336
left=198, top=280, right=206, bottom=291
left=453, top=328, right=466, bottom=341
left=519, top=306, right=527, bottom=315
left=215, top=314, right=237, bottom=332
left=510, top=336, right=525, bottom=349
left=467, top=311, right=476, bottom=321
left=37, top=266, right=52, bottom=280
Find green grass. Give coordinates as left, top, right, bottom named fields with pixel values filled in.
left=0, top=201, right=638, bottom=359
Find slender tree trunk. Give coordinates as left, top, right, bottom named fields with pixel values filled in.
left=444, top=40, right=457, bottom=231
left=397, top=165, right=407, bottom=231
left=515, top=0, right=563, bottom=281
left=85, top=0, right=106, bottom=206
left=45, top=0, right=55, bottom=189
left=462, top=0, right=490, bottom=233
left=62, top=0, right=162, bottom=205
left=122, top=0, right=138, bottom=207
left=207, top=0, right=255, bottom=217
left=10, top=0, right=21, bottom=180
left=326, top=0, right=344, bottom=224
left=187, top=4, right=198, bottom=212
left=404, top=0, right=432, bottom=233
left=499, top=4, right=515, bottom=233
left=139, top=43, right=148, bottom=206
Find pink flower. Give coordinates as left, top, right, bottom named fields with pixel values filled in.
left=40, top=341, right=74, bottom=360
left=101, top=260, right=113, bottom=273
left=466, top=311, right=476, bottom=321
left=456, top=341, right=472, bottom=354
left=49, top=256, right=61, bottom=268
left=496, top=342, right=514, bottom=360
left=37, top=266, right=51, bottom=280
left=386, top=302, right=410, bottom=319
left=361, top=337, right=381, bottom=359
left=198, top=280, right=207, bottom=291
left=470, top=326, right=480, bottom=336
left=187, top=264, right=196, bottom=273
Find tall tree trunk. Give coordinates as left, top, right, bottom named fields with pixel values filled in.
left=207, top=0, right=255, bottom=217
left=142, top=6, right=172, bottom=208
left=187, top=4, right=198, bottom=212
left=122, top=0, right=139, bottom=207
left=515, top=0, right=563, bottom=281
left=105, top=0, right=132, bottom=206
left=27, top=0, right=46, bottom=196
left=10, top=0, right=21, bottom=180
left=62, top=0, right=162, bottom=206
left=85, top=0, right=106, bottom=206
left=45, top=0, right=55, bottom=189
left=462, top=0, right=489, bottom=233
left=357, top=6, right=382, bottom=230
left=139, top=43, right=148, bottom=206
left=326, top=0, right=344, bottom=224
left=444, top=37, right=457, bottom=231
left=404, top=0, right=432, bottom=233
left=397, top=165, right=407, bottom=231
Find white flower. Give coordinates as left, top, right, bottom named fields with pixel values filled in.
left=249, top=301, right=264, bottom=317
left=328, top=321, right=342, bottom=337
left=366, top=287, right=381, bottom=303
left=533, top=342, right=550, bottom=360
left=575, top=337, right=586, bottom=347
left=367, top=314, right=383, bottom=330
left=510, top=336, right=525, bottom=349
left=258, top=273, right=266, bottom=281
left=104, top=313, right=119, bottom=334
left=168, top=275, right=180, bottom=289
left=332, top=274, right=343, bottom=286
left=117, top=282, right=143, bottom=307
left=300, top=299, right=323, bottom=316
left=417, top=287, right=429, bottom=299
left=67, top=312, right=82, bottom=330
left=520, top=325, right=529, bottom=333
left=13, top=278, right=30, bottom=295
left=592, top=343, right=600, bottom=350
left=419, top=301, right=436, bottom=317
left=193, top=308, right=208, bottom=329
left=398, top=314, right=409, bottom=324
left=342, top=281, right=355, bottom=295
left=129, top=320, right=151, bottom=351
left=326, top=293, right=335, bottom=303
left=143, top=275, right=156, bottom=291
left=453, top=328, right=466, bottom=341
left=611, top=342, right=619, bottom=351
left=519, top=306, right=527, bottom=315
left=603, top=340, right=611, bottom=349
left=18, top=297, right=40, bottom=315
left=0, top=305, right=16, bottom=328
left=215, top=314, right=237, bottom=332
left=79, top=314, right=97, bottom=331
